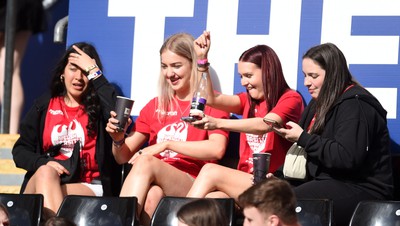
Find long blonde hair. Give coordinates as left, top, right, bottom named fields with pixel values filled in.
left=157, top=33, right=198, bottom=120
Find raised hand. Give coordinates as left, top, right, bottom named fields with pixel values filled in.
left=194, top=30, right=211, bottom=60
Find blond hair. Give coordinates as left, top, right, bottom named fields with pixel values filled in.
left=157, top=33, right=198, bottom=121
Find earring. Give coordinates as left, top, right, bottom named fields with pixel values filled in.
left=60, top=75, right=64, bottom=82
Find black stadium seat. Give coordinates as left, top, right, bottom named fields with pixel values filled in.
left=56, top=195, right=138, bottom=226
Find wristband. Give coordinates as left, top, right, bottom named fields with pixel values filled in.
left=87, top=70, right=102, bottom=80
left=85, top=64, right=98, bottom=73
left=113, top=137, right=125, bottom=148
left=197, top=62, right=210, bottom=68
left=197, top=59, right=208, bottom=65
left=197, top=59, right=210, bottom=68
left=197, top=66, right=209, bottom=72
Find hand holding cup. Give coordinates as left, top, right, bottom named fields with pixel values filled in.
left=114, top=96, right=134, bottom=132
left=253, top=152, right=271, bottom=184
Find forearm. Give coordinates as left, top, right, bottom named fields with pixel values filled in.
left=204, top=70, right=216, bottom=105
left=112, top=142, right=135, bottom=164
left=164, top=135, right=228, bottom=160
left=215, top=117, right=271, bottom=135
left=112, top=131, right=148, bottom=164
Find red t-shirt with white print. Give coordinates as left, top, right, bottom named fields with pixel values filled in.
left=236, top=90, right=304, bottom=174
left=135, top=97, right=229, bottom=178
left=43, top=96, right=99, bottom=183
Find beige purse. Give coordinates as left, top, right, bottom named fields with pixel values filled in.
left=283, top=142, right=307, bottom=179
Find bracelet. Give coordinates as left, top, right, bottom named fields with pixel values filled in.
left=197, top=66, right=209, bottom=72
left=85, top=64, right=98, bottom=73
left=197, top=59, right=210, bottom=68
left=87, top=69, right=102, bottom=80
left=197, top=62, right=210, bottom=68
left=113, top=137, right=125, bottom=148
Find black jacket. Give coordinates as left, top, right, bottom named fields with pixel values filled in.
left=297, top=85, right=393, bottom=199
left=12, top=75, right=122, bottom=196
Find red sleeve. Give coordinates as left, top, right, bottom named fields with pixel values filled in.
left=135, top=98, right=157, bottom=134
left=270, top=89, right=304, bottom=124
left=237, top=92, right=247, bottom=113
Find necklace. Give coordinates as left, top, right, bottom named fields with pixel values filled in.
left=61, top=97, right=83, bottom=121
left=176, top=99, right=191, bottom=116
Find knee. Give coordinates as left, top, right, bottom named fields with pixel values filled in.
left=35, top=165, right=59, bottom=180
left=205, top=191, right=229, bottom=199
left=127, top=155, right=156, bottom=177
left=197, top=163, right=221, bottom=181
left=28, top=165, right=59, bottom=187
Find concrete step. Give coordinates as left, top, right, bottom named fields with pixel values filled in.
left=0, top=134, right=25, bottom=194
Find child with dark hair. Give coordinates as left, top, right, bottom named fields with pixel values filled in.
left=177, top=199, right=228, bottom=226
left=44, top=216, right=76, bottom=226
left=239, top=178, right=300, bottom=226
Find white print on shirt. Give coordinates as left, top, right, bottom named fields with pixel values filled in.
left=245, top=133, right=267, bottom=169
left=49, top=109, right=64, bottom=116
left=246, top=133, right=267, bottom=153
left=51, top=119, right=85, bottom=157
left=157, top=120, right=188, bottom=159
left=155, top=109, right=178, bottom=116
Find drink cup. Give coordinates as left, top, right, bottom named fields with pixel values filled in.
left=253, top=152, right=271, bottom=184
left=114, top=96, right=134, bottom=132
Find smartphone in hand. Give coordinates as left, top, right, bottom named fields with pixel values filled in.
left=263, top=118, right=282, bottom=129
left=181, top=116, right=197, bottom=123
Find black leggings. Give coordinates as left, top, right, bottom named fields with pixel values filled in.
left=293, top=179, right=382, bottom=226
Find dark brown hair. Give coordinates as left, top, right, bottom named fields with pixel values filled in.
left=303, top=43, right=358, bottom=134
left=177, top=198, right=228, bottom=226
left=238, top=178, right=298, bottom=224
left=239, top=45, right=290, bottom=117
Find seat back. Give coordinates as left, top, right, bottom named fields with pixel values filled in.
left=295, top=198, right=333, bottom=226
left=349, top=200, right=400, bottom=226
left=150, top=196, right=236, bottom=226
left=56, top=195, right=138, bottom=226
left=0, top=193, right=43, bottom=226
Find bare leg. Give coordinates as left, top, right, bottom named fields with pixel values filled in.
left=0, top=31, right=31, bottom=134
left=24, top=165, right=64, bottom=215
left=24, top=165, right=95, bottom=216
left=120, top=155, right=194, bottom=218
left=186, top=163, right=253, bottom=201
left=205, top=191, right=230, bottom=198
left=9, top=31, right=30, bottom=133
left=140, top=185, right=164, bottom=226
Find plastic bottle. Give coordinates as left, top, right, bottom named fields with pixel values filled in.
left=189, top=72, right=208, bottom=117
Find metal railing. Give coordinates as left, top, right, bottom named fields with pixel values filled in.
left=1, top=0, right=16, bottom=134
left=54, top=16, right=69, bottom=43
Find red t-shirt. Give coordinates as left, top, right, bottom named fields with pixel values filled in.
left=43, top=97, right=99, bottom=183
left=135, top=97, right=230, bottom=177
left=237, top=90, right=304, bottom=173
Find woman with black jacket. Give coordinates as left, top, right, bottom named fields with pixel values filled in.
left=12, top=42, right=122, bottom=218
left=275, top=43, right=393, bottom=225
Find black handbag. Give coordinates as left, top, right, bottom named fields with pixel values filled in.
left=45, top=140, right=81, bottom=184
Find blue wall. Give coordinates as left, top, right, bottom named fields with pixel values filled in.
left=21, top=0, right=69, bottom=116
left=21, top=0, right=400, bottom=153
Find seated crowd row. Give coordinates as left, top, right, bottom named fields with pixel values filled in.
left=11, top=31, right=393, bottom=226
left=0, top=178, right=298, bottom=226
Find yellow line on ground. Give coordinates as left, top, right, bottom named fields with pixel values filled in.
left=0, top=134, right=20, bottom=148
left=0, top=159, right=26, bottom=174
left=0, top=185, right=21, bottom=194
